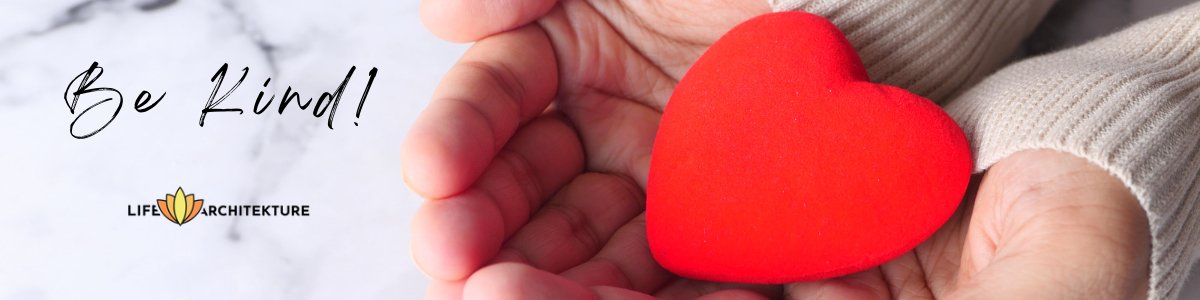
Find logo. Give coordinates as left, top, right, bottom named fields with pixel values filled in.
left=157, top=187, right=204, bottom=225
left=128, top=186, right=311, bottom=225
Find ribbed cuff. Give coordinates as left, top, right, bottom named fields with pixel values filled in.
left=944, top=4, right=1200, bottom=299
left=769, top=0, right=1054, bottom=103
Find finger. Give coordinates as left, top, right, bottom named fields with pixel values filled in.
left=413, top=191, right=505, bottom=282
left=470, top=114, right=584, bottom=236
left=560, top=213, right=675, bottom=293
left=875, top=252, right=935, bottom=299
left=655, top=279, right=779, bottom=300
left=463, top=263, right=595, bottom=300
left=902, top=174, right=981, bottom=297
left=592, top=286, right=657, bottom=300
left=403, top=24, right=559, bottom=199
left=954, top=150, right=1150, bottom=298
left=425, top=279, right=465, bottom=300
left=420, top=0, right=557, bottom=42
left=493, top=173, right=645, bottom=273
left=463, top=263, right=654, bottom=300
left=412, top=114, right=584, bottom=281
left=783, top=268, right=890, bottom=300
left=694, top=289, right=774, bottom=300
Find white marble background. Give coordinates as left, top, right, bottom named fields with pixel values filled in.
left=0, top=0, right=463, bottom=298
left=0, top=0, right=1195, bottom=299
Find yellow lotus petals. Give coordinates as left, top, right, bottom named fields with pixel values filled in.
left=156, top=187, right=203, bottom=225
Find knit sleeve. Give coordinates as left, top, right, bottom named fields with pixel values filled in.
left=943, top=4, right=1200, bottom=299
left=771, top=0, right=1200, bottom=298
left=769, top=0, right=1054, bottom=103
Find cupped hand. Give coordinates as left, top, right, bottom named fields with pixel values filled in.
left=402, top=0, right=1151, bottom=298
left=783, top=150, right=1149, bottom=299
left=406, top=0, right=774, bottom=298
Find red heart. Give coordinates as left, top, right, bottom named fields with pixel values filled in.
left=646, top=12, right=972, bottom=283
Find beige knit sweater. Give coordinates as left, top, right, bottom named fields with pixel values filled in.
left=771, top=0, right=1200, bottom=299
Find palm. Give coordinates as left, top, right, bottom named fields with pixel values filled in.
left=536, top=0, right=768, bottom=184
left=784, top=151, right=1150, bottom=299
left=406, top=1, right=1150, bottom=298
left=464, top=0, right=780, bottom=297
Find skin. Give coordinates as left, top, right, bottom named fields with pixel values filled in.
left=403, top=0, right=1152, bottom=298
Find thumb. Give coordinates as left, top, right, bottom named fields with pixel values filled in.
left=954, top=150, right=1151, bottom=299
left=420, top=0, right=558, bottom=42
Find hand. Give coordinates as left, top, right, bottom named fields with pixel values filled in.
left=783, top=150, right=1150, bottom=299
left=405, top=0, right=776, bottom=298
left=402, top=0, right=1152, bottom=298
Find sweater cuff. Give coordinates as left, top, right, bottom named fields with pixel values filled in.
left=944, top=4, right=1200, bottom=299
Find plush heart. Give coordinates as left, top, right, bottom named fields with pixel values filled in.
left=646, top=12, right=972, bottom=283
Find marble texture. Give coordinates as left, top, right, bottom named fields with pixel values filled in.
left=0, top=0, right=1196, bottom=299
left=0, top=0, right=462, bottom=298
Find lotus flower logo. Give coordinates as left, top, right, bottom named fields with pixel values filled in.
left=157, top=187, right=204, bottom=225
